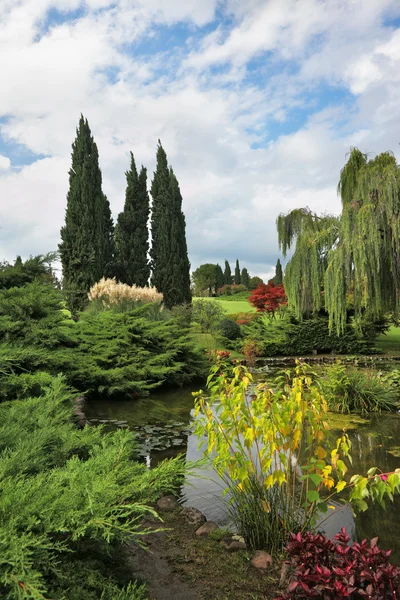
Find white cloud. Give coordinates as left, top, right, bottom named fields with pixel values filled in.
left=0, top=155, right=11, bottom=170
left=0, top=0, right=400, bottom=280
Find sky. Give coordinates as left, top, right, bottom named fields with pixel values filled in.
left=1, top=1, right=400, bottom=282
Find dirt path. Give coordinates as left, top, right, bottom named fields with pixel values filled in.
left=127, top=508, right=280, bottom=600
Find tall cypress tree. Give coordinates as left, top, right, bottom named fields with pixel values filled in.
left=224, top=260, right=232, bottom=285
left=168, top=168, right=191, bottom=305
left=216, top=263, right=224, bottom=290
left=241, top=268, right=250, bottom=288
left=273, top=259, right=283, bottom=285
left=59, top=115, right=115, bottom=311
left=234, top=259, right=241, bottom=284
left=150, top=142, right=191, bottom=308
left=115, top=153, right=150, bottom=287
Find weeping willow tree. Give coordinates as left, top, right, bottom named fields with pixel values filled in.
left=277, top=148, right=400, bottom=334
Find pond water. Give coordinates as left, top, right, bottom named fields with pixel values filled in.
left=85, top=383, right=400, bottom=562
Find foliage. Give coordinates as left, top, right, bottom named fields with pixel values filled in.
left=0, top=377, right=185, bottom=599
left=59, top=115, right=115, bottom=312
left=0, top=278, right=205, bottom=401
left=249, top=282, right=287, bottom=315
left=240, top=338, right=264, bottom=366
left=192, top=299, right=226, bottom=333
left=317, top=362, right=398, bottom=415
left=217, top=284, right=248, bottom=296
left=234, top=259, right=241, bottom=285
left=150, top=142, right=191, bottom=308
left=249, top=276, right=264, bottom=290
left=115, top=152, right=150, bottom=287
left=276, top=528, right=400, bottom=600
left=0, top=254, right=57, bottom=289
left=88, top=277, right=163, bottom=310
left=194, top=361, right=400, bottom=555
left=224, top=260, right=232, bottom=285
left=278, top=147, right=400, bottom=335
left=67, top=306, right=207, bottom=399
left=241, top=268, right=250, bottom=289
left=271, top=258, right=283, bottom=286
left=216, top=263, right=225, bottom=289
left=229, top=312, right=258, bottom=326
left=193, top=362, right=344, bottom=553
left=241, top=313, right=380, bottom=357
left=192, top=263, right=217, bottom=296
left=219, top=318, right=242, bottom=340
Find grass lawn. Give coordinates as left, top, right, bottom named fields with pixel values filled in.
left=377, top=326, right=400, bottom=353
left=193, top=296, right=256, bottom=314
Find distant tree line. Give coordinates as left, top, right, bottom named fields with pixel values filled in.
left=59, top=115, right=191, bottom=311
left=192, top=259, right=283, bottom=296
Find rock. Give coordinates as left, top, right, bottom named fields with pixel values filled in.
left=156, top=495, right=180, bottom=511
left=280, top=561, right=291, bottom=586
left=250, top=550, right=273, bottom=570
left=181, top=507, right=206, bottom=526
left=195, top=521, right=218, bottom=536
left=220, top=534, right=246, bottom=552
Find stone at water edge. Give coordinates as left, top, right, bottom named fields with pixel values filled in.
left=156, top=496, right=180, bottom=511
left=181, top=507, right=206, bottom=526
left=250, top=551, right=273, bottom=570
left=220, top=534, right=247, bottom=552
left=195, top=521, right=218, bottom=536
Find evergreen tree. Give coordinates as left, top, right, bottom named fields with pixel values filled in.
left=115, top=153, right=150, bottom=287
left=59, top=115, right=115, bottom=311
left=241, top=268, right=250, bottom=288
left=224, top=260, right=232, bottom=285
left=150, top=142, right=191, bottom=308
left=272, top=259, right=283, bottom=285
left=168, top=168, right=192, bottom=306
left=234, top=259, right=241, bottom=284
left=216, top=263, right=225, bottom=290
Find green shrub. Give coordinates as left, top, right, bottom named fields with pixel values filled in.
left=318, top=362, right=398, bottom=414
left=219, top=318, right=241, bottom=340
left=0, top=281, right=206, bottom=401
left=242, top=313, right=380, bottom=357
left=217, top=284, right=248, bottom=296
left=192, top=299, right=225, bottom=333
left=0, top=376, right=185, bottom=599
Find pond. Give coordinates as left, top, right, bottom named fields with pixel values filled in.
left=85, top=383, right=400, bottom=562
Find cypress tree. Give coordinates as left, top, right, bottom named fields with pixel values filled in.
left=234, top=259, right=241, bottom=284
left=115, top=153, right=150, bottom=287
left=150, top=142, right=191, bottom=308
left=168, top=168, right=192, bottom=305
left=216, top=263, right=224, bottom=290
left=224, top=260, right=232, bottom=285
left=273, top=259, right=283, bottom=285
left=59, top=115, right=114, bottom=311
left=241, top=268, right=250, bottom=288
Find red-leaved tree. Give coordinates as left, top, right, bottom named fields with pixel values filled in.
left=249, top=282, right=287, bottom=316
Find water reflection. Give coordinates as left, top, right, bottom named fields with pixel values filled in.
left=86, top=387, right=400, bottom=562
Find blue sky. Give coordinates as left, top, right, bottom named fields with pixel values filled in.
left=1, top=0, right=400, bottom=281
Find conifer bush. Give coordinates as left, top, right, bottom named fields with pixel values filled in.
left=0, top=376, right=185, bottom=599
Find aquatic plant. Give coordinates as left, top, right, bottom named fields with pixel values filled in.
left=194, top=361, right=400, bottom=554
left=318, top=362, right=398, bottom=415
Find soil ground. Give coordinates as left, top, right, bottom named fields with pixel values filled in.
left=128, top=507, right=282, bottom=600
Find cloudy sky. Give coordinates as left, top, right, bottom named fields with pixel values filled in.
left=1, top=0, right=400, bottom=281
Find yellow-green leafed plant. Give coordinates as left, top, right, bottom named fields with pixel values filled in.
left=193, top=361, right=400, bottom=554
